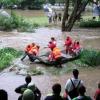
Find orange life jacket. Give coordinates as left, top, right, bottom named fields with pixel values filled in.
left=29, top=45, right=39, bottom=55
left=52, top=47, right=61, bottom=60
left=25, top=44, right=33, bottom=52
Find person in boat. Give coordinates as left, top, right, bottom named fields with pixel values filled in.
left=48, top=46, right=62, bottom=67
left=71, top=41, right=81, bottom=56
left=64, top=36, right=73, bottom=54
left=48, top=37, right=57, bottom=50
left=21, top=43, right=36, bottom=61
left=28, top=45, right=40, bottom=62
left=44, top=37, right=57, bottom=54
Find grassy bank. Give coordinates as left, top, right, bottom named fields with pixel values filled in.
left=73, top=49, right=100, bottom=67
left=0, top=11, right=48, bottom=32
left=26, top=16, right=48, bottom=27
left=0, top=47, right=22, bottom=71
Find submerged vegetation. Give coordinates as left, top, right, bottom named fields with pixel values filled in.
left=0, top=47, right=22, bottom=71
left=73, top=49, right=100, bottom=67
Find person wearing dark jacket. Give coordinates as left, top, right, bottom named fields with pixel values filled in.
left=15, top=75, right=32, bottom=100
left=0, top=89, right=8, bottom=100
left=45, top=83, right=63, bottom=100
left=28, top=82, right=41, bottom=100
left=72, top=85, right=92, bottom=100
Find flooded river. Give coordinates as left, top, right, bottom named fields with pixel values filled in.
left=0, top=27, right=100, bottom=100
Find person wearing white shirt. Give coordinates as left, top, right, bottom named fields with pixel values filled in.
left=65, top=69, right=83, bottom=99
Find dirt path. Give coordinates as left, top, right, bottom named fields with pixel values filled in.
left=0, top=27, right=100, bottom=100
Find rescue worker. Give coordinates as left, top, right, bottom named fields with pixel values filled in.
left=28, top=45, right=40, bottom=62
left=21, top=43, right=36, bottom=61
left=48, top=46, right=62, bottom=67
left=48, top=37, right=57, bottom=50
left=64, top=36, right=72, bottom=54
left=71, top=41, right=81, bottom=56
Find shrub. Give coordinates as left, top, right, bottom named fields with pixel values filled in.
left=0, top=11, right=35, bottom=32
left=79, top=19, right=100, bottom=28
left=74, top=49, right=100, bottom=67
left=0, top=47, right=22, bottom=70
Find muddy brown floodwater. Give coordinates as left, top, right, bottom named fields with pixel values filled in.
left=0, top=27, right=100, bottom=100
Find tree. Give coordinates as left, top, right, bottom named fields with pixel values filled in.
left=62, top=0, right=92, bottom=32
left=0, top=0, right=23, bottom=8
left=20, top=0, right=45, bottom=9
left=48, top=0, right=56, bottom=5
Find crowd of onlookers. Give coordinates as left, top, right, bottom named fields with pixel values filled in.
left=47, top=11, right=62, bottom=24
left=0, top=69, right=100, bottom=100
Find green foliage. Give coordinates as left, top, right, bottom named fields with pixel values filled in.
left=0, top=47, right=22, bottom=70
left=27, top=16, right=48, bottom=27
left=74, top=49, right=100, bottom=67
left=79, top=19, right=100, bottom=28
left=48, top=0, right=56, bottom=5
left=0, top=0, right=23, bottom=8
left=0, top=11, right=35, bottom=32
left=19, top=0, right=45, bottom=10
left=0, top=0, right=45, bottom=9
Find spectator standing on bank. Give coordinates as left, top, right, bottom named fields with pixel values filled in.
left=15, top=75, right=32, bottom=100
left=72, top=85, right=92, bottom=100
left=58, top=13, right=62, bottom=22
left=28, top=82, right=41, bottom=100
left=0, top=89, right=8, bottom=100
left=93, top=2, right=100, bottom=19
left=65, top=69, right=83, bottom=99
left=94, top=82, right=100, bottom=100
left=45, top=83, right=63, bottom=100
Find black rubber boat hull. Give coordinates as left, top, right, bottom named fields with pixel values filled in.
left=35, top=50, right=80, bottom=66
left=36, top=56, right=79, bottom=66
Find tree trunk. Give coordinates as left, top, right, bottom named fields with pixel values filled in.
left=76, top=1, right=89, bottom=19
left=64, top=0, right=80, bottom=31
left=62, top=0, right=89, bottom=32
left=62, top=0, right=69, bottom=31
